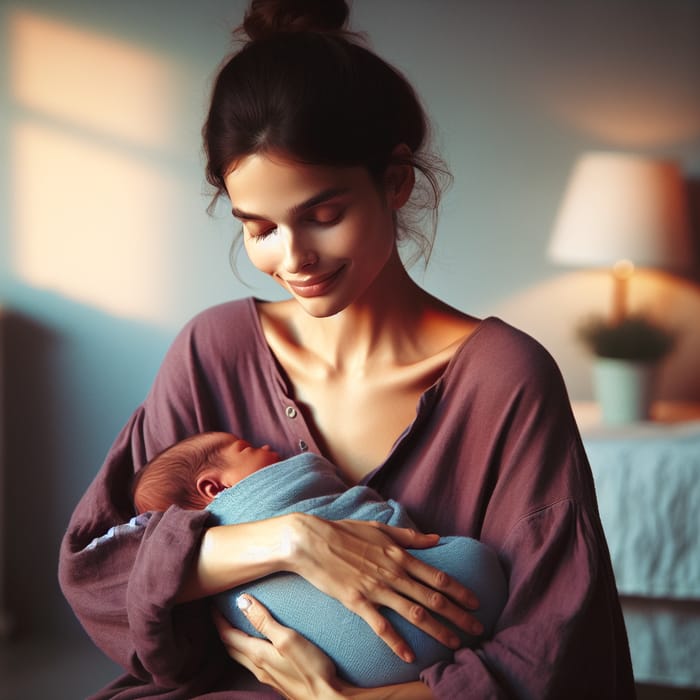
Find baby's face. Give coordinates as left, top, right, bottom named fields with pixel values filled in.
left=219, top=437, right=281, bottom=486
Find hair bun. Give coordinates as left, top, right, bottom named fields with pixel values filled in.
left=240, top=0, right=349, bottom=41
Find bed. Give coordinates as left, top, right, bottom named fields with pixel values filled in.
left=574, top=402, right=700, bottom=688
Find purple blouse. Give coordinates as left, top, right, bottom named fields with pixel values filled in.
left=59, top=297, right=635, bottom=699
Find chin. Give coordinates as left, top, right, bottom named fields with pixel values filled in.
left=289, top=293, right=348, bottom=318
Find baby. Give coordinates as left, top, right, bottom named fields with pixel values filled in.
left=133, top=432, right=508, bottom=687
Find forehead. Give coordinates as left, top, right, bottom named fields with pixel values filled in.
left=224, top=152, right=375, bottom=213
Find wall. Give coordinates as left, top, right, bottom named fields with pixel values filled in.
left=0, top=0, right=698, bottom=639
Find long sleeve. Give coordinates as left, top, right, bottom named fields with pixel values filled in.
left=58, top=404, right=228, bottom=687
left=58, top=300, right=292, bottom=692
left=422, top=498, right=626, bottom=699
left=371, top=318, right=635, bottom=699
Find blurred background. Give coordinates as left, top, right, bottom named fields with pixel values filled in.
left=0, top=0, right=698, bottom=697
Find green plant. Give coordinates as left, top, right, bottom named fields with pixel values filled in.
left=577, top=314, right=676, bottom=363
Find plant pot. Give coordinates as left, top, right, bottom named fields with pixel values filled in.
left=592, top=358, right=657, bottom=425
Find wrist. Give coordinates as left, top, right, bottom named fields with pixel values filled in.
left=332, top=682, right=434, bottom=699
left=278, top=512, right=315, bottom=574
left=178, top=516, right=307, bottom=602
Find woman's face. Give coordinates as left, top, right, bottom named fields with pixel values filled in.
left=224, top=152, right=404, bottom=317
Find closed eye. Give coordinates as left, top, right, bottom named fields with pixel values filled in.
left=237, top=218, right=278, bottom=241
left=248, top=225, right=278, bottom=241
left=305, top=204, right=345, bottom=227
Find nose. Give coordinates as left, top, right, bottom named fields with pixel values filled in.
left=281, top=228, right=318, bottom=273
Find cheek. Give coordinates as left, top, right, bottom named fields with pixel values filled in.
left=243, top=238, right=281, bottom=274
left=354, top=213, right=396, bottom=260
left=338, top=209, right=395, bottom=257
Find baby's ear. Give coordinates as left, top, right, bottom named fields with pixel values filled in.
left=196, top=473, right=227, bottom=501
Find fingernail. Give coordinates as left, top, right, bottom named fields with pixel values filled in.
left=236, top=594, right=252, bottom=612
left=471, top=621, right=483, bottom=635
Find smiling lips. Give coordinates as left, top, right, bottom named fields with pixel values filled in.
left=285, top=266, right=345, bottom=298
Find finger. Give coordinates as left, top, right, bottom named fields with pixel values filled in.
left=371, top=548, right=485, bottom=642
left=376, top=523, right=441, bottom=549
left=374, top=527, right=479, bottom=606
left=212, top=606, right=258, bottom=649
left=236, top=594, right=299, bottom=652
left=346, top=595, right=416, bottom=663
left=236, top=594, right=267, bottom=631
left=235, top=594, right=339, bottom=682
left=383, top=542, right=480, bottom=609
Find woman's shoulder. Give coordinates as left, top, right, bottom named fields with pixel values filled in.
left=185, top=296, right=258, bottom=330
left=173, top=297, right=262, bottom=351
left=464, top=317, right=557, bottom=367
left=156, top=297, right=266, bottom=380
left=448, top=316, right=565, bottom=396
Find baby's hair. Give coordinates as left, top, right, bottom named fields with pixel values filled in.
left=132, top=432, right=234, bottom=513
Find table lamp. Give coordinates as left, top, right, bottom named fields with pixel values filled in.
left=548, top=151, right=693, bottom=323
left=548, top=151, right=693, bottom=423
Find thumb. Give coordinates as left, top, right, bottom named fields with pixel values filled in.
left=236, top=594, right=272, bottom=637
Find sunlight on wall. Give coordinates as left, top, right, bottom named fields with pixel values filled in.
left=8, top=9, right=179, bottom=322
left=12, top=122, right=171, bottom=317
left=10, top=10, right=175, bottom=149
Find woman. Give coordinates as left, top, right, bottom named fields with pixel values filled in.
left=59, top=1, right=635, bottom=698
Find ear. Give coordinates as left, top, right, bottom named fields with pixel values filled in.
left=196, top=472, right=228, bottom=501
left=383, top=143, right=415, bottom=210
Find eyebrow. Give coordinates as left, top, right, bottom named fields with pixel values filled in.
left=231, top=187, right=350, bottom=221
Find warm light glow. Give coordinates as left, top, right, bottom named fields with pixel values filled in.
left=612, top=259, right=635, bottom=280
left=9, top=10, right=176, bottom=148
left=493, top=270, right=700, bottom=401
left=8, top=10, right=181, bottom=322
left=11, top=122, right=173, bottom=320
left=549, top=94, right=700, bottom=149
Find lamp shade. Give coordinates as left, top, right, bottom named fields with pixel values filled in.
left=548, top=152, right=693, bottom=270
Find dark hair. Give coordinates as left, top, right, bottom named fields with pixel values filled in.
left=132, top=432, right=234, bottom=513
left=203, top=0, right=451, bottom=266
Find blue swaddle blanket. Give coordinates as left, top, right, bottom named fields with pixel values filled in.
left=206, top=453, right=507, bottom=687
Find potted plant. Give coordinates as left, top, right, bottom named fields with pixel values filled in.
left=577, top=314, right=676, bottom=424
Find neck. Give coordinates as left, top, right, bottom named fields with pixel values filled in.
left=294, top=252, right=433, bottom=375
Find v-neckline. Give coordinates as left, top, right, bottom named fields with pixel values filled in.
left=245, top=296, right=498, bottom=481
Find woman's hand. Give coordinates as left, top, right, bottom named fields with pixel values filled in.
left=283, top=514, right=482, bottom=663
left=214, top=595, right=344, bottom=700
left=216, top=596, right=436, bottom=700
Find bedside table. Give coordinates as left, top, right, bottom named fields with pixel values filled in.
left=572, top=399, right=700, bottom=435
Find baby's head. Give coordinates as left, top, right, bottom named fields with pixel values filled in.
left=132, top=431, right=281, bottom=514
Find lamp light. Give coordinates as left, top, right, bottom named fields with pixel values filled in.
left=549, top=151, right=693, bottom=423
left=548, top=151, right=693, bottom=322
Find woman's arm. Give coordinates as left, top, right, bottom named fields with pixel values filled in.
left=416, top=331, right=635, bottom=698
left=180, top=512, right=482, bottom=663
left=58, top=326, right=477, bottom=687
left=175, top=515, right=299, bottom=602
left=58, top=409, right=219, bottom=686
